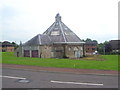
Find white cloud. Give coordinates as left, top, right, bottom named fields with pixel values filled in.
left=1, top=0, right=119, bottom=44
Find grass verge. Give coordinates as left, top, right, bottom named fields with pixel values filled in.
left=2, top=52, right=119, bottom=70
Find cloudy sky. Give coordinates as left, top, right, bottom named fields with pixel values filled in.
left=0, top=0, right=119, bottom=44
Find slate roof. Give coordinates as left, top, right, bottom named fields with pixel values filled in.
left=2, top=41, right=14, bottom=47
left=24, top=34, right=52, bottom=46
left=109, top=40, right=120, bottom=50
left=24, top=13, right=85, bottom=46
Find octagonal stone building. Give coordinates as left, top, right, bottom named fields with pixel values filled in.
left=15, top=14, right=85, bottom=58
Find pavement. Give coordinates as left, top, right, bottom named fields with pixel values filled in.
left=2, top=64, right=118, bottom=75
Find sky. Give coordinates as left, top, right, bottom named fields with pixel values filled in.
left=0, top=0, right=119, bottom=44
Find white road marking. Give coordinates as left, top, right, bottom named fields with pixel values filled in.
left=0, top=75, right=26, bottom=80
left=51, top=80, right=104, bottom=86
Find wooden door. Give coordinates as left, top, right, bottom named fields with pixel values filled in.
left=24, top=50, right=30, bottom=57
left=32, top=50, right=38, bottom=57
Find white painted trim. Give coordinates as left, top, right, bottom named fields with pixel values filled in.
left=47, top=22, right=56, bottom=35
left=54, top=42, right=85, bottom=44
left=38, top=34, right=42, bottom=45
left=59, top=21, right=67, bottom=42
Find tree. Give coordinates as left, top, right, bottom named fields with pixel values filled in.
left=97, top=41, right=112, bottom=55
left=85, top=38, right=92, bottom=42
left=104, top=41, right=112, bottom=54
left=12, top=42, right=19, bottom=50
left=97, top=43, right=104, bottom=54
left=82, top=38, right=98, bottom=44
left=93, top=40, right=98, bottom=44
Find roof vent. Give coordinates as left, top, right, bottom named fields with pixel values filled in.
left=55, top=13, right=61, bottom=22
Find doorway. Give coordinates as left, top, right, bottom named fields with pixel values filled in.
left=75, top=51, right=81, bottom=58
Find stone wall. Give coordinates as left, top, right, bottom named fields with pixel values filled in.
left=40, top=45, right=52, bottom=58
left=15, top=44, right=84, bottom=58
left=65, top=45, right=83, bottom=58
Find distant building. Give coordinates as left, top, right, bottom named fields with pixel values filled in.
left=84, top=41, right=97, bottom=55
left=15, top=13, right=85, bottom=58
left=109, top=40, right=120, bottom=53
left=0, top=41, right=14, bottom=52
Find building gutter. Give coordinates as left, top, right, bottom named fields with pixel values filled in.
left=53, top=42, right=85, bottom=44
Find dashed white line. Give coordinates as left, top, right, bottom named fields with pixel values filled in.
left=51, top=80, right=104, bottom=86
left=0, top=75, right=26, bottom=80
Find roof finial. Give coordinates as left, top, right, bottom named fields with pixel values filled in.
left=55, top=13, right=61, bottom=22
left=20, top=41, right=22, bottom=46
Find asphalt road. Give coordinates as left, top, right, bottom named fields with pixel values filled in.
left=2, top=68, right=118, bottom=88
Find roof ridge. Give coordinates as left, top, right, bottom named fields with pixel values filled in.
left=24, top=14, right=85, bottom=46
left=38, top=34, right=42, bottom=45
left=59, top=21, right=67, bottom=42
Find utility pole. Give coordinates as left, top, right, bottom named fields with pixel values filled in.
left=103, top=46, right=105, bottom=55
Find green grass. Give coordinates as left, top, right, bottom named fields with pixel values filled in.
left=1, top=52, right=119, bottom=70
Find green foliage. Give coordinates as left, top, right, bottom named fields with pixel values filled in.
left=97, top=43, right=104, bottom=54
left=82, top=38, right=98, bottom=44
left=86, top=38, right=92, bottom=42
left=2, top=52, right=118, bottom=70
left=11, top=42, right=19, bottom=50
left=97, top=41, right=112, bottom=55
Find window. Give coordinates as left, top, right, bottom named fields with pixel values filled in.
left=92, top=48, right=95, bottom=50
left=56, top=22, right=59, bottom=25
left=51, top=31, right=60, bottom=35
left=64, top=31, right=74, bottom=35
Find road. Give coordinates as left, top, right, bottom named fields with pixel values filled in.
left=2, top=68, right=118, bottom=88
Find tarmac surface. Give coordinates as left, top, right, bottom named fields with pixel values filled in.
left=2, top=64, right=118, bottom=75
left=1, top=64, right=119, bottom=88
left=2, top=68, right=118, bottom=88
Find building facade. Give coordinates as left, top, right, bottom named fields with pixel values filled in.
left=15, top=14, right=85, bottom=58
left=109, top=40, right=120, bottom=53
left=85, top=41, right=97, bottom=55
left=0, top=41, right=14, bottom=52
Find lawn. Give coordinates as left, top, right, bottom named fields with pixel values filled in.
left=1, top=52, right=119, bottom=70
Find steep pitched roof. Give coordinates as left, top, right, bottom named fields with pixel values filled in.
left=2, top=41, right=14, bottom=47
left=24, top=34, right=52, bottom=46
left=43, top=13, right=84, bottom=44
left=24, top=14, right=84, bottom=46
